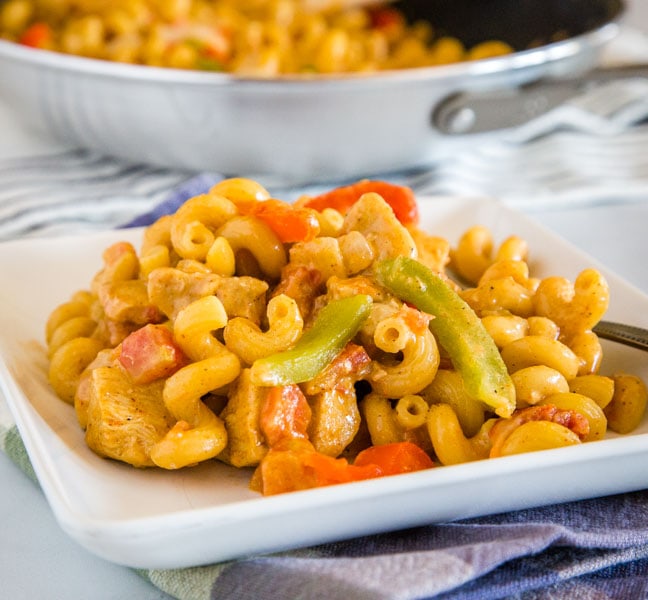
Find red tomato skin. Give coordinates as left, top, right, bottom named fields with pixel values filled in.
left=19, top=23, right=51, bottom=48
left=369, top=8, right=405, bottom=31
left=354, top=441, right=435, bottom=476
left=118, top=324, right=187, bottom=384
left=251, top=200, right=320, bottom=243
left=260, top=385, right=312, bottom=447
left=300, top=180, right=419, bottom=225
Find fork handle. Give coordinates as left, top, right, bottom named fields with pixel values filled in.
left=593, top=321, right=648, bottom=352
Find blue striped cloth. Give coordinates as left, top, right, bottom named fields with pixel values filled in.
left=4, top=78, right=648, bottom=245
left=2, top=77, right=648, bottom=599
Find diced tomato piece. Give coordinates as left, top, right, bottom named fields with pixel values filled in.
left=253, top=439, right=382, bottom=495
left=19, top=23, right=51, bottom=49
left=253, top=429, right=433, bottom=495
left=251, top=441, right=316, bottom=494
left=118, top=324, right=187, bottom=384
left=369, top=7, right=406, bottom=31
left=204, top=26, right=231, bottom=63
left=260, top=385, right=312, bottom=446
left=354, top=441, right=435, bottom=475
left=303, top=451, right=382, bottom=486
left=298, top=180, right=419, bottom=225
left=400, top=305, right=432, bottom=336
left=239, top=199, right=320, bottom=243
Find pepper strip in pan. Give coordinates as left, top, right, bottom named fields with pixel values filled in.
left=250, top=294, right=373, bottom=386
left=374, top=256, right=515, bottom=418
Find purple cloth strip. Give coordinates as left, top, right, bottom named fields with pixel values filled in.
left=205, top=490, right=648, bottom=600
left=123, top=172, right=224, bottom=227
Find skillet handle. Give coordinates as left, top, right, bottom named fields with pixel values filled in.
left=432, top=65, right=648, bottom=135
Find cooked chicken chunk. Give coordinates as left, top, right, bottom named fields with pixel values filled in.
left=85, top=365, right=173, bottom=468
left=219, top=369, right=269, bottom=467
left=342, top=192, right=417, bottom=262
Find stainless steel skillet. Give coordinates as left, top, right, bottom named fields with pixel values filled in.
left=0, top=0, right=625, bottom=183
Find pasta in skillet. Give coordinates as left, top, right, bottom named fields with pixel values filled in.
left=45, top=178, right=648, bottom=494
left=0, top=0, right=514, bottom=75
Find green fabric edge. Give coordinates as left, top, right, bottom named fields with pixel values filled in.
left=2, top=425, right=37, bottom=483
left=136, top=565, right=231, bottom=600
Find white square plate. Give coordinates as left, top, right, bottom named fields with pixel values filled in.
left=1, top=197, right=647, bottom=569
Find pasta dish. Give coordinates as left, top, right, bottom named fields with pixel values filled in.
left=45, top=179, right=648, bottom=495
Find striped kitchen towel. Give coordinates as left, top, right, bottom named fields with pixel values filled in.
left=0, top=149, right=201, bottom=240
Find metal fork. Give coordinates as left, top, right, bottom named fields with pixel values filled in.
left=593, top=321, right=648, bottom=352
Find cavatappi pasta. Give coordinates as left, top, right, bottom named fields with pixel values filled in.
left=0, top=0, right=513, bottom=75
left=45, top=178, right=648, bottom=495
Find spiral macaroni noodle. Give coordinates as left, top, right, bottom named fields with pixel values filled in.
left=151, top=295, right=240, bottom=469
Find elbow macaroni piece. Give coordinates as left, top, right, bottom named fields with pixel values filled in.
left=224, top=294, right=303, bottom=364
left=495, top=421, right=581, bottom=457
left=369, top=326, right=439, bottom=397
left=568, top=330, right=604, bottom=376
left=539, top=392, right=607, bottom=442
left=426, top=403, right=493, bottom=465
left=604, top=373, right=648, bottom=434
left=47, top=316, right=98, bottom=358
left=500, top=336, right=581, bottom=381
left=569, top=374, right=615, bottom=409
left=510, top=365, right=569, bottom=407
left=461, top=276, right=534, bottom=317
left=217, top=216, right=287, bottom=280
left=49, top=337, right=105, bottom=404
left=206, top=237, right=236, bottom=276
left=395, top=395, right=429, bottom=431
left=209, top=177, right=271, bottom=204
left=361, top=393, right=403, bottom=446
left=480, top=313, right=528, bottom=348
left=139, top=244, right=171, bottom=278
left=361, top=391, right=431, bottom=452
left=46, top=298, right=93, bottom=343
left=450, top=225, right=494, bottom=284
left=527, top=316, right=560, bottom=340
left=170, top=193, right=238, bottom=260
left=421, top=369, right=485, bottom=437
left=534, top=269, right=610, bottom=338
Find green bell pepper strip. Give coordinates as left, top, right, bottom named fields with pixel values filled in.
left=249, top=294, right=373, bottom=386
left=374, top=256, right=515, bottom=418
